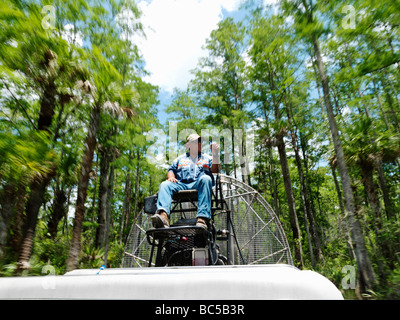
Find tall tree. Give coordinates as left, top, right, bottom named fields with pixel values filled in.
left=0, top=1, right=87, bottom=270
left=247, top=13, right=304, bottom=267
left=281, top=0, right=377, bottom=292
left=191, top=18, right=251, bottom=183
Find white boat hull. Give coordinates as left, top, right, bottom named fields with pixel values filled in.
left=0, top=264, right=343, bottom=300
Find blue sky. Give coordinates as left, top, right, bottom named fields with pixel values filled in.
left=135, top=0, right=268, bottom=125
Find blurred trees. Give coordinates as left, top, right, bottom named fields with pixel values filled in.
left=0, top=0, right=163, bottom=273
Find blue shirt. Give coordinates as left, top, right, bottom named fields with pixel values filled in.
left=168, top=152, right=214, bottom=184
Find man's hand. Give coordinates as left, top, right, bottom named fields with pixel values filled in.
left=210, top=142, right=221, bottom=173
left=167, top=171, right=178, bottom=183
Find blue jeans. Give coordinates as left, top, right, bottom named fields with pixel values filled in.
left=156, top=174, right=212, bottom=219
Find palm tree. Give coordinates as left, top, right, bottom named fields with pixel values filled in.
left=66, top=93, right=101, bottom=272
left=342, top=117, right=400, bottom=268
left=66, top=77, right=138, bottom=271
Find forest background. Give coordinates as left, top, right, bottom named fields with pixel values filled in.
left=1, top=0, right=400, bottom=300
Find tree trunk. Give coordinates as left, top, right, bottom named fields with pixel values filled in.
left=0, top=184, right=17, bottom=258
left=361, top=163, right=394, bottom=270
left=239, top=124, right=250, bottom=186
left=331, top=163, right=356, bottom=260
left=276, top=135, right=304, bottom=268
left=270, top=81, right=303, bottom=267
left=312, top=36, right=377, bottom=292
left=48, top=133, right=68, bottom=239
left=66, top=105, right=101, bottom=272
left=231, top=127, right=237, bottom=179
left=91, top=154, right=99, bottom=217
left=104, top=160, right=115, bottom=266
left=47, top=184, right=67, bottom=239
left=286, top=100, right=323, bottom=264
left=16, top=74, right=57, bottom=271
left=375, top=162, right=393, bottom=220
left=384, top=71, right=400, bottom=130
left=17, top=175, right=53, bottom=270
left=330, top=164, right=345, bottom=216
left=37, top=82, right=57, bottom=132
left=267, top=146, right=281, bottom=217
left=361, top=163, right=382, bottom=223
left=95, top=148, right=110, bottom=249
left=8, top=184, right=27, bottom=261
left=128, top=149, right=141, bottom=229
left=372, top=78, right=390, bottom=130
left=120, top=170, right=131, bottom=244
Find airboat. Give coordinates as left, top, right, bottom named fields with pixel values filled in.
left=0, top=174, right=343, bottom=299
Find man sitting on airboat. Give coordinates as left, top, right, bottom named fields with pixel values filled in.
left=151, top=133, right=220, bottom=230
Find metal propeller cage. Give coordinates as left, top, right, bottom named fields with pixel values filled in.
left=122, top=174, right=293, bottom=268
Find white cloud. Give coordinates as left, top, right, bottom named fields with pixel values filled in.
left=136, top=0, right=241, bottom=92
left=61, top=24, right=83, bottom=47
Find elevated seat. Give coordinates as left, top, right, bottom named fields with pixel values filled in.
left=173, top=189, right=198, bottom=201
left=143, top=175, right=228, bottom=267
left=144, top=190, right=199, bottom=215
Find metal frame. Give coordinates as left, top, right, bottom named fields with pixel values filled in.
left=122, top=174, right=293, bottom=268
left=144, top=174, right=241, bottom=267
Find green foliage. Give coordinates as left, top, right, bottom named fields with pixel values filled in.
left=0, top=0, right=162, bottom=275
left=80, top=245, right=105, bottom=269
left=0, top=130, right=56, bottom=184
